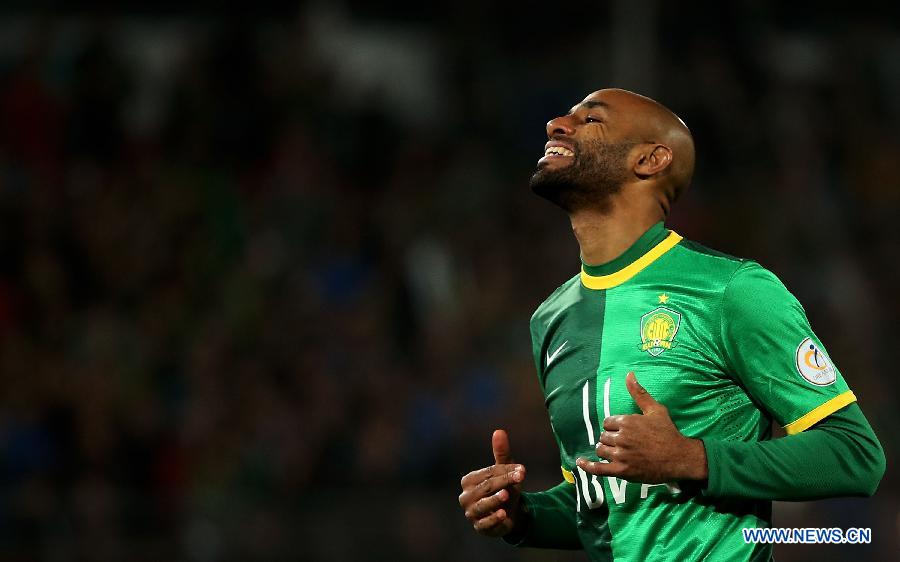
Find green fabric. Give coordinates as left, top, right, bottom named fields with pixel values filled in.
left=517, top=223, right=882, bottom=561
left=704, top=402, right=885, bottom=500
left=720, top=261, right=852, bottom=428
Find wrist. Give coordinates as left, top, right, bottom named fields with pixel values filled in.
left=501, top=495, right=531, bottom=545
left=678, top=438, right=709, bottom=481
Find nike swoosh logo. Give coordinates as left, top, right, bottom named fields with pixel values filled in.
left=546, top=340, right=569, bottom=366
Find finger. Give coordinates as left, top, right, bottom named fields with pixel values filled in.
left=576, top=457, right=621, bottom=477
left=464, top=467, right=525, bottom=505
left=603, top=416, right=624, bottom=431
left=594, top=443, right=617, bottom=461
left=467, top=489, right=509, bottom=520
left=599, top=431, right=617, bottom=447
left=626, top=372, right=661, bottom=414
left=473, top=508, right=513, bottom=535
left=492, top=429, right=513, bottom=465
left=461, top=463, right=524, bottom=488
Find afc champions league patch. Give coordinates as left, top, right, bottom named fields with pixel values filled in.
left=795, top=337, right=836, bottom=386
left=639, top=307, right=681, bottom=357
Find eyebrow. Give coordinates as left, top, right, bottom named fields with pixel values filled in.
left=567, top=99, right=610, bottom=115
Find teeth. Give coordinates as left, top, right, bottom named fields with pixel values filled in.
left=545, top=146, right=574, bottom=157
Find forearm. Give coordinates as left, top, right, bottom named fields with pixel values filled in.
left=504, top=481, right=582, bottom=549
left=702, top=403, right=885, bottom=500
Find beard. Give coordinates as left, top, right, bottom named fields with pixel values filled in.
left=529, top=140, right=634, bottom=213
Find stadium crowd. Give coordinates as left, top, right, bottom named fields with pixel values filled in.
left=0, top=5, right=897, bottom=561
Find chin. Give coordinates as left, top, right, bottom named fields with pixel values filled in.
left=529, top=173, right=568, bottom=207
left=530, top=166, right=570, bottom=191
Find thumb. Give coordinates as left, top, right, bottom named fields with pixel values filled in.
left=626, top=372, right=661, bottom=414
left=492, top=429, right=513, bottom=464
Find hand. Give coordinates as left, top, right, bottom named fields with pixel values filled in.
left=576, top=372, right=708, bottom=483
left=458, top=429, right=526, bottom=537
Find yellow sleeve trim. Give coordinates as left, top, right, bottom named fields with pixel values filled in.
left=580, top=231, right=683, bottom=290
left=784, top=390, right=857, bottom=435
left=561, top=466, right=575, bottom=484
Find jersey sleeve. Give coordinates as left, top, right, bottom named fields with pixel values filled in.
left=703, top=402, right=884, bottom=499
left=719, top=262, right=856, bottom=434
left=529, top=312, right=543, bottom=375
left=504, top=481, right=582, bottom=549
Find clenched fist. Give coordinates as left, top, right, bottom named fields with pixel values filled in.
left=458, top=429, right=526, bottom=537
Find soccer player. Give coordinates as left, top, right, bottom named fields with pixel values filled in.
left=457, top=89, right=885, bottom=560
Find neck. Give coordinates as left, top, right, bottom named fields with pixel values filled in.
left=570, top=196, right=664, bottom=266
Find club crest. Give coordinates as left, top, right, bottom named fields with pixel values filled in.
left=639, top=307, right=681, bottom=356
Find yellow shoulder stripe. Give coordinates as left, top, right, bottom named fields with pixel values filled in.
left=784, top=390, right=857, bottom=435
left=580, top=230, right=683, bottom=290
left=561, top=466, right=575, bottom=484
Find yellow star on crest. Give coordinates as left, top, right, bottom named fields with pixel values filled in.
left=658, top=293, right=670, bottom=304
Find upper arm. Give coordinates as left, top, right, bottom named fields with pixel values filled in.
left=719, top=262, right=856, bottom=434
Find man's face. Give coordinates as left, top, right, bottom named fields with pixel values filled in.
left=529, top=91, right=638, bottom=212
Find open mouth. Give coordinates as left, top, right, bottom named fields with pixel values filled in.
left=544, top=146, right=574, bottom=157
left=538, top=142, right=576, bottom=166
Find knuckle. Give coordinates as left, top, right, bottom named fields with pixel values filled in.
left=471, top=499, right=485, bottom=517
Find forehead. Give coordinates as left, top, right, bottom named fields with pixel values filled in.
left=568, top=92, right=613, bottom=114
left=573, top=88, right=646, bottom=111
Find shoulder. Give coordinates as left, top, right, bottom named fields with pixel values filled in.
left=530, top=272, right=581, bottom=330
left=669, top=236, right=799, bottom=311
left=667, top=234, right=802, bottom=312
left=723, top=259, right=802, bottom=312
left=669, top=237, right=748, bottom=278
left=651, top=235, right=752, bottom=299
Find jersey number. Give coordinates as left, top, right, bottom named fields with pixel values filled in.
left=574, top=378, right=610, bottom=511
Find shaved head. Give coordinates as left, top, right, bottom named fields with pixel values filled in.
left=593, top=89, right=695, bottom=200
left=530, top=88, right=695, bottom=214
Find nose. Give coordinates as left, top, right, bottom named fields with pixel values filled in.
left=546, top=115, right=575, bottom=138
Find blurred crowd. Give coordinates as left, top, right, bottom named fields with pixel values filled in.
left=0, top=4, right=897, bottom=561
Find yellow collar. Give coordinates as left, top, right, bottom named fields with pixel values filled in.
left=580, top=230, right=683, bottom=290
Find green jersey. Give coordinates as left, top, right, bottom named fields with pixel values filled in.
left=528, top=222, right=856, bottom=561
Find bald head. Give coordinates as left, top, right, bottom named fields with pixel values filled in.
left=531, top=88, right=695, bottom=215
left=585, top=89, right=695, bottom=202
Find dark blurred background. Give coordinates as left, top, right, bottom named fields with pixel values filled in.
left=0, top=1, right=897, bottom=561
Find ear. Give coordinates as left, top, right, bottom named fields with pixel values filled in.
left=633, top=144, right=673, bottom=178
